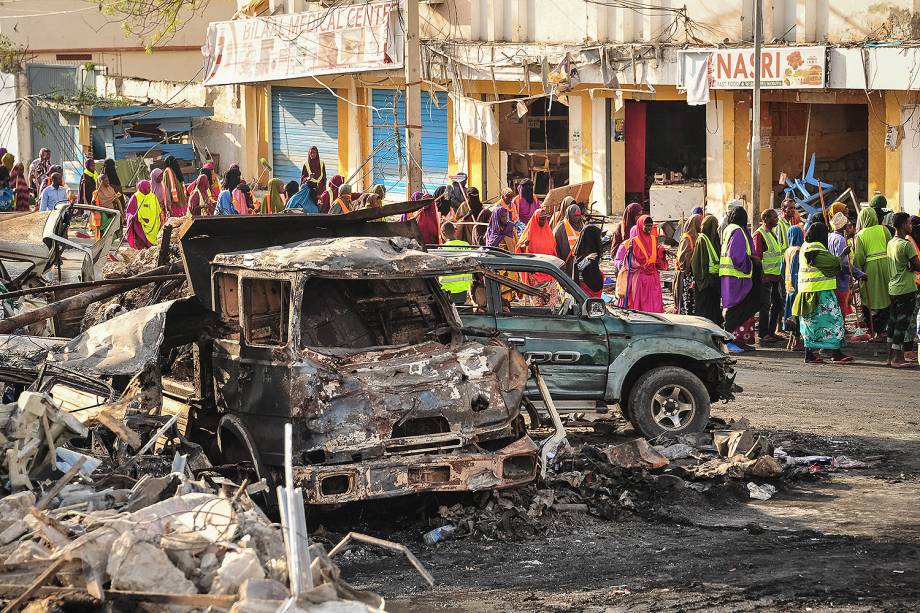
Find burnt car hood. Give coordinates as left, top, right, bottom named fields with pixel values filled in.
left=288, top=340, right=529, bottom=464
left=211, top=235, right=480, bottom=279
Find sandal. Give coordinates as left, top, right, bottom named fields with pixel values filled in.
left=805, top=357, right=826, bottom=364
left=831, top=355, right=853, bottom=363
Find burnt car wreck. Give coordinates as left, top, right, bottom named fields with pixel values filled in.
left=204, top=235, right=542, bottom=504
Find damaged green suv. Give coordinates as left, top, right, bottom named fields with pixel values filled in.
left=431, top=247, right=738, bottom=439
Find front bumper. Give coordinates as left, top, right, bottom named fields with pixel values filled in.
left=708, top=358, right=739, bottom=401
left=292, top=435, right=539, bottom=505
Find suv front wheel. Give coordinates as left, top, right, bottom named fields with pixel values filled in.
left=627, top=366, right=710, bottom=439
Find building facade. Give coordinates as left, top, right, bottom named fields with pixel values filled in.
left=209, top=0, right=920, bottom=216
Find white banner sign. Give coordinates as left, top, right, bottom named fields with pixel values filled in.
left=203, top=1, right=404, bottom=86
left=680, top=46, right=826, bottom=90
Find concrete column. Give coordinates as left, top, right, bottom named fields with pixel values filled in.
left=706, top=91, right=725, bottom=214
left=510, top=0, right=528, bottom=43
left=610, top=97, right=626, bottom=214
left=590, top=3, right=607, bottom=42
left=614, top=7, right=634, bottom=43
left=487, top=0, right=504, bottom=42
left=885, top=91, right=902, bottom=210
left=590, top=96, right=609, bottom=213
left=795, top=0, right=817, bottom=43
left=568, top=95, right=583, bottom=182
left=868, top=92, right=886, bottom=203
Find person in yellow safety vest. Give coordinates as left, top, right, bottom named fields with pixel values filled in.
left=329, top=184, right=352, bottom=214
left=853, top=207, right=892, bottom=338
left=753, top=208, right=786, bottom=344
left=885, top=212, right=920, bottom=368
left=438, top=221, right=474, bottom=305
left=690, top=214, right=723, bottom=327
left=792, top=221, right=852, bottom=364
left=719, top=206, right=760, bottom=351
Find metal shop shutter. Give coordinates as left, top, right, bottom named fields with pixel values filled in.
left=271, top=87, right=339, bottom=185
left=371, top=89, right=449, bottom=198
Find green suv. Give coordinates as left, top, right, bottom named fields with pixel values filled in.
left=431, top=246, right=739, bottom=439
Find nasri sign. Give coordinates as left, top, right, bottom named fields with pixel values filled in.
left=203, top=1, right=404, bottom=86
left=681, top=46, right=826, bottom=90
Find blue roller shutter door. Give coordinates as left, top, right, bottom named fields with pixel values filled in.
left=371, top=89, right=449, bottom=198
left=271, top=87, right=339, bottom=185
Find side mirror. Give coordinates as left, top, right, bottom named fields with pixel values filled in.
left=583, top=298, right=606, bottom=318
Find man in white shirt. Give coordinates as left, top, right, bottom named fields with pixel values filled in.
left=39, top=172, right=68, bottom=212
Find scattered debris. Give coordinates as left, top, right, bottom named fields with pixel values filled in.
left=747, top=482, right=777, bottom=501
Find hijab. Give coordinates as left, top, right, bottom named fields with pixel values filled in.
left=266, top=177, right=284, bottom=213
left=574, top=224, right=604, bottom=291
left=433, top=185, right=451, bottom=217
left=857, top=206, right=878, bottom=232
left=805, top=221, right=829, bottom=248
left=189, top=174, right=211, bottom=215
left=223, top=167, right=242, bottom=192
left=370, top=184, right=386, bottom=200
left=216, top=190, right=235, bottom=215
left=468, top=187, right=483, bottom=216
left=285, top=184, right=318, bottom=214
left=163, top=156, right=183, bottom=184
left=0, top=165, right=8, bottom=188
left=103, top=159, right=121, bottom=188
left=676, top=214, right=702, bottom=270
left=612, top=202, right=643, bottom=255
left=629, top=215, right=659, bottom=267
left=787, top=224, right=805, bottom=248
left=79, top=158, right=96, bottom=204
left=325, top=174, right=344, bottom=205
left=2, top=152, right=14, bottom=171
left=150, top=168, right=166, bottom=204
left=416, top=200, right=441, bottom=245
left=233, top=182, right=253, bottom=215
left=516, top=179, right=540, bottom=223
left=691, top=214, right=721, bottom=285
left=307, top=146, right=322, bottom=177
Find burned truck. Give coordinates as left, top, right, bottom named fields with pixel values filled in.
left=177, top=204, right=544, bottom=505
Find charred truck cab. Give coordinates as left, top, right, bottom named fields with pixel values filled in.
left=200, top=232, right=538, bottom=505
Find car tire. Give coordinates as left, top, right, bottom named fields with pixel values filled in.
left=627, top=366, right=710, bottom=439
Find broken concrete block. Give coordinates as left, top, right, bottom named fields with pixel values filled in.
left=211, top=548, right=266, bottom=595
left=107, top=532, right=197, bottom=595
left=0, top=491, right=36, bottom=532
left=4, top=540, right=50, bottom=565
left=0, top=520, right=29, bottom=546
left=238, top=578, right=289, bottom=602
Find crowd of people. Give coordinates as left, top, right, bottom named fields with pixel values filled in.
left=669, top=194, right=920, bottom=368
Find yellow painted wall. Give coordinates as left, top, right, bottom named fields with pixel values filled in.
left=868, top=93, right=887, bottom=203
left=885, top=91, right=902, bottom=210
left=611, top=100, right=626, bottom=214
left=722, top=90, right=736, bottom=207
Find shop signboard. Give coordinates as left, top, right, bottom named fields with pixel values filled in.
left=203, top=1, right=404, bottom=86
left=679, top=46, right=826, bottom=90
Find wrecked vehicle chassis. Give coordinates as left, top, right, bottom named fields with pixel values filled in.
left=200, top=233, right=542, bottom=505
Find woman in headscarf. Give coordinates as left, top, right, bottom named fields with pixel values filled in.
left=457, top=186, right=490, bottom=246
left=484, top=197, right=516, bottom=250
left=513, top=178, right=540, bottom=225
left=516, top=206, right=558, bottom=307
left=103, top=159, right=121, bottom=190
left=188, top=174, right=212, bottom=216
left=223, top=166, right=242, bottom=193
left=853, top=207, right=892, bottom=338
left=78, top=159, right=97, bottom=205
left=433, top=185, right=452, bottom=219
left=93, top=172, right=123, bottom=214
left=215, top=189, right=236, bottom=216
left=162, top=156, right=187, bottom=217
left=781, top=225, right=805, bottom=351
left=1, top=151, right=14, bottom=172
left=233, top=182, right=253, bottom=215
left=553, top=203, right=584, bottom=275
left=415, top=199, right=441, bottom=246
left=284, top=181, right=299, bottom=203
left=613, top=215, right=667, bottom=312
left=124, top=180, right=161, bottom=250
left=866, top=194, right=891, bottom=232
left=829, top=201, right=847, bottom=219
left=329, top=184, right=353, bottom=214
left=691, top=214, right=723, bottom=326
left=284, top=184, right=319, bottom=214
left=320, top=174, right=344, bottom=214
left=28, top=148, right=51, bottom=194
left=610, top=202, right=643, bottom=258
left=573, top=224, right=605, bottom=299
left=301, top=146, right=326, bottom=195
left=674, top=213, right=702, bottom=315
left=10, top=162, right=31, bottom=211
left=149, top=168, right=166, bottom=207
left=261, top=177, right=285, bottom=214
left=202, top=162, right=220, bottom=199
left=721, top=205, right=760, bottom=351
left=793, top=222, right=851, bottom=363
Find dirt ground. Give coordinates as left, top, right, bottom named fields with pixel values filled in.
left=315, top=343, right=920, bottom=612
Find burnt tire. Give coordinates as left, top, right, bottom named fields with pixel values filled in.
left=627, top=366, right=710, bottom=439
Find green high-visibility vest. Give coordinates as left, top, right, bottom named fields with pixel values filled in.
left=439, top=239, right=474, bottom=293
left=858, top=225, right=888, bottom=263
left=775, top=217, right=791, bottom=251
left=698, top=233, right=719, bottom=274
left=719, top=224, right=752, bottom=279
left=797, top=242, right=837, bottom=293
left=755, top=225, right=783, bottom=275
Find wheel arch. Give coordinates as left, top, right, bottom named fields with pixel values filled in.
left=605, top=338, right=724, bottom=411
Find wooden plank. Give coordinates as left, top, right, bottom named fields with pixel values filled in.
left=1, top=557, right=68, bottom=613
left=36, top=456, right=87, bottom=511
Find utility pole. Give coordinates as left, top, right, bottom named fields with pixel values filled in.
left=751, top=0, right=763, bottom=222
left=405, top=0, right=423, bottom=197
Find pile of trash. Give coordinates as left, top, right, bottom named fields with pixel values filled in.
left=424, top=418, right=874, bottom=542
left=0, top=388, right=425, bottom=611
